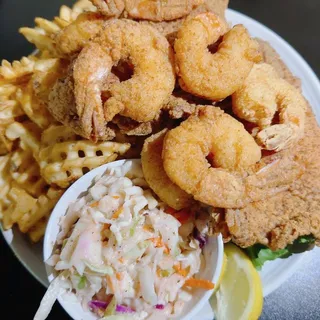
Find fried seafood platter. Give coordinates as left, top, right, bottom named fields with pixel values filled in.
left=1, top=0, right=320, bottom=318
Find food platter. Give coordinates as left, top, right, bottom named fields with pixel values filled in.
left=1, top=7, right=320, bottom=319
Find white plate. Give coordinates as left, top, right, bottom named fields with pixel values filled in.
left=1, top=7, right=320, bottom=319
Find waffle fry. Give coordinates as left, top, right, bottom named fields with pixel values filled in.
left=27, top=215, right=49, bottom=243
left=40, top=124, right=77, bottom=147
left=27, top=187, right=64, bottom=242
left=19, top=28, right=57, bottom=55
left=59, top=0, right=97, bottom=23
left=19, top=0, right=96, bottom=56
left=39, top=125, right=130, bottom=187
left=0, top=155, right=12, bottom=217
left=0, top=83, right=18, bottom=98
left=0, top=56, right=37, bottom=83
left=0, top=134, right=13, bottom=155
left=5, top=121, right=41, bottom=157
left=0, top=82, right=25, bottom=154
left=2, top=185, right=63, bottom=234
left=9, top=147, right=48, bottom=197
left=17, top=187, right=63, bottom=233
left=0, top=147, right=63, bottom=242
left=0, top=99, right=24, bottom=123
left=2, top=187, right=37, bottom=230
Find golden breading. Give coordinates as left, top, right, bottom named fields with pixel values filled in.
left=141, top=129, right=194, bottom=210
left=140, top=0, right=229, bottom=45
left=112, top=116, right=153, bottom=136
left=225, top=108, right=320, bottom=250
left=211, top=40, right=320, bottom=249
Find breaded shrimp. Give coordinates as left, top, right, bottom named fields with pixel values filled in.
left=55, top=12, right=105, bottom=56
left=162, top=106, right=302, bottom=208
left=91, top=0, right=204, bottom=21
left=74, top=19, right=175, bottom=124
left=141, top=129, right=194, bottom=210
left=174, top=13, right=262, bottom=100
left=91, top=0, right=124, bottom=17
left=73, top=43, right=113, bottom=140
left=48, top=65, right=116, bottom=141
left=232, top=63, right=307, bottom=151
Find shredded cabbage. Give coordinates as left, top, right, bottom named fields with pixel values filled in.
left=38, top=161, right=206, bottom=320
left=34, top=271, right=68, bottom=320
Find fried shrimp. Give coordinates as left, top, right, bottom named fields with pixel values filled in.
left=73, top=43, right=114, bottom=140
left=74, top=19, right=175, bottom=124
left=174, top=13, right=262, bottom=100
left=91, top=0, right=203, bottom=21
left=162, top=106, right=301, bottom=208
left=48, top=71, right=116, bottom=141
left=232, top=63, right=307, bottom=151
left=91, top=0, right=124, bottom=17
left=141, top=129, right=194, bottom=210
left=55, top=12, right=105, bottom=56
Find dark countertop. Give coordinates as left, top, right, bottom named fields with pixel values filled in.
left=0, top=1, right=319, bottom=319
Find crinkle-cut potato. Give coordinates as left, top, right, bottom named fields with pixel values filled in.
left=0, top=55, right=63, bottom=87
left=0, top=98, right=23, bottom=123
left=40, top=124, right=77, bottom=147
left=27, top=215, right=50, bottom=243
left=0, top=155, right=12, bottom=211
left=0, top=83, right=24, bottom=123
left=0, top=133, right=13, bottom=155
left=0, top=146, right=62, bottom=242
left=2, top=186, right=63, bottom=241
left=19, top=20, right=62, bottom=55
left=9, top=147, right=48, bottom=198
left=19, top=0, right=96, bottom=55
left=59, top=0, right=97, bottom=23
left=0, top=56, right=37, bottom=83
left=2, top=187, right=37, bottom=230
left=0, top=84, right=25, bottom=154
left=38, top=125, right=130, bottom=188
left=5, top=121, right=41, bottom=157
left=0, top=83, right=18, bottom=98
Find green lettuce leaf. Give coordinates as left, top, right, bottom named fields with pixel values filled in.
left=245, top=235, right=315, bottom=270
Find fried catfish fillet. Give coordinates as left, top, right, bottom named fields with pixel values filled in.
left=215, top=41, right=320, bottom=250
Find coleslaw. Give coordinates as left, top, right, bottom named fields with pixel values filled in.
left=35, top=161, right=213, bottom=320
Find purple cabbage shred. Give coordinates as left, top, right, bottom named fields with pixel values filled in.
left=193, top=228, right=207, bottom=249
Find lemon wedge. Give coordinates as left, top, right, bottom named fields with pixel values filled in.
left=210, top=243, right=263, bottom=320
left=213, top=252, right=228, bottom=293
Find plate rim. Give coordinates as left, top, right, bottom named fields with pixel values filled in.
left=1, top=7, right=320, bottom=301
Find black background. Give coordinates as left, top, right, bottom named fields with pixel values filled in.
left=0, top=1, right=319, bottom=319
